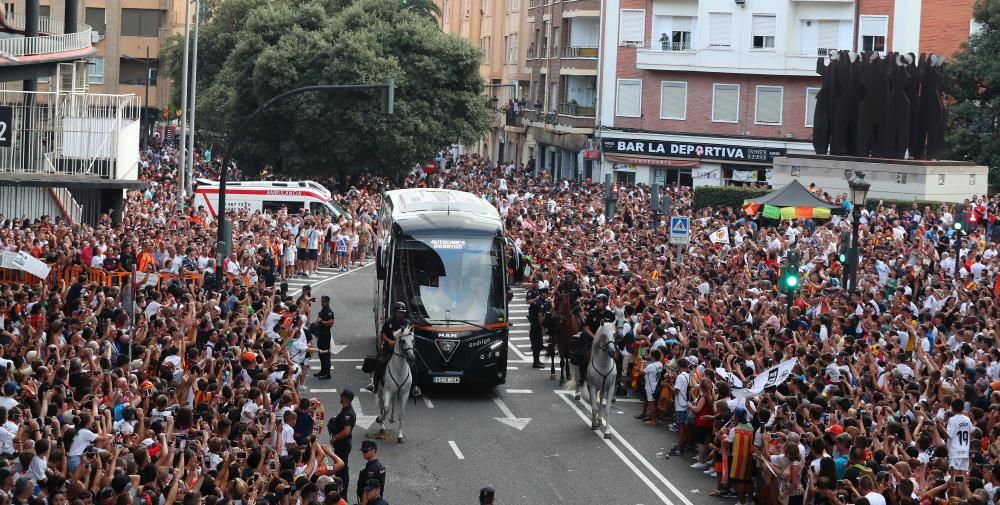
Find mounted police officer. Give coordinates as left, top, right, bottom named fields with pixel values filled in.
left=527, top=280, right=551, bottom=368
left=366, top=302, right=422, bottom=397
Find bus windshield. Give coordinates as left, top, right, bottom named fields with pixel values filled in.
left=395, top=235, right=505, bottom=326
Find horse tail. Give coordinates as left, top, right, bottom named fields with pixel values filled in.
left=564, top=378, right=577, bottom=392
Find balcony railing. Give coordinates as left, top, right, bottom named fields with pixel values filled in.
left=558, top=102, right=595, bottom=117
left=654, top=40, right=693, bottom=51
left=526, top=47, right=536, bottom=59
left=505, top=108, right=524, bottom=128
left=529, top=0, right=550, bottom=8
left=0, top=15, right=94, bottom=60
left=561, top=46, right=599, bottom=58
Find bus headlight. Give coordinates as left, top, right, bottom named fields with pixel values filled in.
left=489, top=340, right=503, bottom=350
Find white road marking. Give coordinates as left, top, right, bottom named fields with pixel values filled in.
left=492, top=397, right=532, bottom=430
left=557, top=392, right=696, bottom=505
left=352, top=397, right=377, bottom=430
left=555, top=393, right=678, bottom=505
left=505, top=389, right=533, bottom=394
left=330, top=344, right=348, bottom=354
left=507, top=366, right=519, bottom=370
left=509, top=336, right=530, bottom=341
left=508, top=342, right=530, bottom=362
left=290, top=261, right=374, bottom=297
left=422, top=396, right=435, bottom=409
left=309, top=388, right=338, bottom=393
left=448, top=440, right=465, bottom=460
left=509, top=329, right=530, bottom=334
left=331, top=358, right=364, bottom=362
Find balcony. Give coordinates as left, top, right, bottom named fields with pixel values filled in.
left=528, top=0, right=550, bottom=8
left=634, top=40, right=820, bottom=76
left=558, top=102, right=595, bottom=117
left=505, top=107, right=525, bottom=128
left=0, top=90, right=142, bottom=181
left=0, top=14, right=95, bottom=64
left=559, top=46, right=597, bottom=74
left=561, top=46, right=598, bottom=58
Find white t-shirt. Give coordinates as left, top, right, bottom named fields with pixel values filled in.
left=0, top=396, right=17, bottom=411
left=947, top=413, right=973, bottom=459
left=864, top=492, right=887, bottom=505
left=241, top=400, right=260, bottom=424
left=68, top=428, right=99, bottom=456
left=0, top=421, right=15, bottom=455
left=27, top=456, right=46, bottom=484
left=265, top=312, right=282, bottom=342
left=673, top=372, right=690, bottom=411
left=274, top=423, right=296, bottom=456
left=644, top=361, right=663, bottom=400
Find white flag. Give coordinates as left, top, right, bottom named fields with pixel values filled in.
left=710, top=226, right=730, bottom=244
left=731, top=358, right=797, bottom=399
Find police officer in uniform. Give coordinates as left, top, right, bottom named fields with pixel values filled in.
left=366, top=302, right=421, bottom=397
left=313, top=295, right=335, bottom=380
left=581, top=293, right=615, bottom=367
left=356, top=440, right=386, bottom=503
left=328, top=388, right=356, bottom=492
left=527, top=280, right=551, bottom=368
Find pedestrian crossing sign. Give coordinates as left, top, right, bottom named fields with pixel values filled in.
left=669, top=216, right=690, bottom=245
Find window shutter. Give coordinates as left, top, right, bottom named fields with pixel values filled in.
left=860, top=16, right=886, bottom=37
left=755, top=87, right=782, bottom=124
left=616, top=80, right=642, bottom=117
left=672, top=16, right=693, bottom=33
left=660, top=82, right=686, bottom=120
left=818, top=20, right=839, bottom=50
left=752, top=15, right=776, bottom=37
left=709, top=13, right=732, bottom=47
left=713, top=84, right=739, bottom=122
left=806, top=88, right=819, bottom=127
left=619, top=10, right=645, bottom=45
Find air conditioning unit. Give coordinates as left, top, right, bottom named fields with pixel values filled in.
left=735, top=0, right=746, bottom=5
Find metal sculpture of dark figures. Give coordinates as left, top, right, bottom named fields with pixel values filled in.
left=812, top=50, right=947, bottom=160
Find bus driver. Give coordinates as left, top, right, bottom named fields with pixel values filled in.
left=366, top=302, right=422, bottom=398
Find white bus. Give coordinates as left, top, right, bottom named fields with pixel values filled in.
left=193, top=179, right=348, bottom=221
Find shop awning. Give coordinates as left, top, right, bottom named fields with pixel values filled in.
left=605, top=155, right=700, bottom=168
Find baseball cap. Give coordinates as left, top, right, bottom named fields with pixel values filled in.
left=360, top=440, right=377, bottom=452
left=341, top=388, right=355, bottom=401
left=825, top=424, right=845, bottom=436
left=242, top=352, right=256, bottom=363
left=3, top=382, right=19, bottom=395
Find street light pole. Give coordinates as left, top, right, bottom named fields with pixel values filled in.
left=846, top=172, right=871, bottom=293
left=185, top=0, right=201, bottom=197
left=214, top=81, right=396, bottom=269
left=143, top=45, right=150, bottom=150
left=177, top=0, right=192, bottom=211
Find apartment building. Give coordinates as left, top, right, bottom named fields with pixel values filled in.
left=439, top=0, right=532, bottom=164
left=597, top=0, right=977, bottom=188
left=10, top=0, right=190, bottom=112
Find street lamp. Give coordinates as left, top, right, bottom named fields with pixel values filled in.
left=846, top=171, right=870, bottom=293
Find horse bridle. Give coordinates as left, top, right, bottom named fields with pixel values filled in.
left=589, top=321, right=617, bottom=391
left=387, top=333, right=414, bottom=389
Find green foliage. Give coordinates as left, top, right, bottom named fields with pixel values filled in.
left=692, top=186, right=770, bottom=210
left=400, top=0, right=442, bottom=20
left=946, top=0, right=1000, bottom=186
left=159, top=0, right=489, bottom=178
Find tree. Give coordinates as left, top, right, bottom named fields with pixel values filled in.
left=161, top=0, right=488, bottom=178
left=945, top=0, right=1000, bottom=186
left=401, top=0, right=442, bottom=21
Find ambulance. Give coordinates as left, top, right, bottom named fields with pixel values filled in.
left=192, top=179, right=349, bottom=221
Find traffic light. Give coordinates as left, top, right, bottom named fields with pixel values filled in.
left=780, top=249, right=801, bottom=293
left=603, top=174, right=616, bottom=220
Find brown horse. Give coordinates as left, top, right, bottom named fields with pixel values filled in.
left=547, top=289, right=580, bottom=384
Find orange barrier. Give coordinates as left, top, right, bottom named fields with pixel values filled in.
left=0, top=262, right=254, bottom=291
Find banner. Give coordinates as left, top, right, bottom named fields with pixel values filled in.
left=762, top=205, right=780, bottom=219
left=731, top=170, right=759, bottom=182
left=136, top=272, right=160, bottom=289
left=731, top=358, right=797, bottom=399
left=0, top=251, right=51, bottom=280
left=710, top=226, right=730, bottom=244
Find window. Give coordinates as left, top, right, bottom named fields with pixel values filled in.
left=38, top=5, right=50, bottom=17
left=87, top=57, right=104, bottom=84
left=615, top=79, right=642, bottom=117
left=712, top=83, right=739, bottom=123
left=664, top=16, right=693, bottom=51
left=859, top=15, right=887, bottom=53
left=659, top=81, right=687, bottom=120
left=121, top=8, right=160, bottom=37
left=805, top=88, right=819, bottom=127
left=816, top=20, right=841, bottom=55
left=505, top=34, right=518, bottom=63
left=755, top=86, right=783, bottom=125
left=480, top=37, right=490, bottom=62
left=708, top=12, right=732, bottom=48
left=481, top=0, right=491, bottom=16
left=119, top=58, right=157, bottom=85
left=752, top=14, right=776, bottom=49
left=619, top=9, right=645, bottom=46
left=85, top=8, right=106, bottom=36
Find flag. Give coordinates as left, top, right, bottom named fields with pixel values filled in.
left=742, top=201, right=761, bottom=215
left=812, top=207, right=831, bottom=219
left=731, top=359, right=797, bottom=399
left=762, top=205, right=780, bottom=219
left=710, top=226, right=730, bottom=244
left=780, top=207, right=796, bottom=220
left=795, top=207, right=813, bottom=219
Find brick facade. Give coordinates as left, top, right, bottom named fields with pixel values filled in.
left=920, top=0, right=976, bottom=57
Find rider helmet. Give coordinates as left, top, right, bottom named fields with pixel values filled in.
left=394, top=302, right=408, bottom=314
left=594, top=293, right=609, bottom=305
left=596, top=287, right=611, bottom=299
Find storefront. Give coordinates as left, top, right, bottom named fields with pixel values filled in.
left=528, top=128, right=593, bottom=181
left=596, top=131, right=812, bottom=188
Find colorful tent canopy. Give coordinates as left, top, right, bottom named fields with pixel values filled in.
left=744, top=180, right=838, bottom=220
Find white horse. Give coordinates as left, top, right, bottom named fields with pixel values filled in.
left=586, top=320, right=618, bottom=439
left=376, top=325, right=415, bottom=443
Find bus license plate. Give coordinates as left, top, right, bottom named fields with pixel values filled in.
left=432, top=376, right=461, bottom=384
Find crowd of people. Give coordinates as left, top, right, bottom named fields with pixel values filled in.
left=415, top=151, right=998, bottom=505
left=0, top=135, right=998, bottom=505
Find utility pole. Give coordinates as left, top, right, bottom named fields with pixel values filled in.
left=143, top=46, right=150, bottom=150
left=177, top=0, right=192, bottom=211
left=185, top=0, right=201, bottom=197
